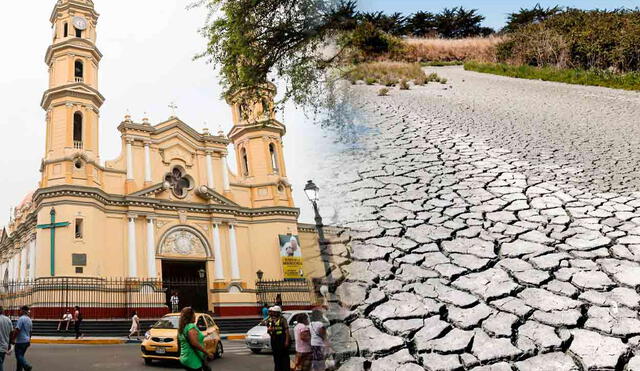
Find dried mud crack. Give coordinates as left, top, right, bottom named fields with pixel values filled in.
left=319, top=68, right=640, bottom=371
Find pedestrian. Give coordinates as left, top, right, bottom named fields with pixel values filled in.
left=0, top=307, right=12, bottom=371
left=171, top=291, right=180, bottom=313
left=14, top=305, right=32, bottom=371
left=293, top=313, right=312, bottom=371
left=266, top=306, right=290, bottom=371
left=73, top=305, right=83, bottom=339
left=309, top=309, right=327, bottom=371
left=57, top=309, right=73, bottom=332
left=261, top=303, right=269, bottom=319
left=128, top=311, right=140, bottom=340
left=178, top=307, right=213, bottom=371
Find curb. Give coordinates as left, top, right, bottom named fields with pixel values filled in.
left=32, top=338, right=126, bottom=345
left=31, top=334, right=246, bottom=345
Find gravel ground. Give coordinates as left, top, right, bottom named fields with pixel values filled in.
left=319, top=69, right=640, bottom=371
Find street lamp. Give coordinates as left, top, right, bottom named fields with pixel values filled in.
left=197, top=268, right=206, bottom=279
left=304, top=180, right=332, bottom=285
left=256, top=270, right=264, bottom=281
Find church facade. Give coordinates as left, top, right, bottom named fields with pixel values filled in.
left=0, top=0, right=325, bottom=317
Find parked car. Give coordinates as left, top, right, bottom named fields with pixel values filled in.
left=141, top=312, right=223, bottom=365
left=245, top=310, right=329, bottom=354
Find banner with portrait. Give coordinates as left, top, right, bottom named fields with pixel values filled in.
left=278, top=235, right=305, bottom=280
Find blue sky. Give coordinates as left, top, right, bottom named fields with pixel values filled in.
left=359, top=0, right=640, bottom=29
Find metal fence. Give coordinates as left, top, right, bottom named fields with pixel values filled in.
left=255, top=279, right=320, bottom=308
left=0, top=277, right=170, bottom=320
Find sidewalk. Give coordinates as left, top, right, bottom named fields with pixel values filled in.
left=32, top=334, right=246, bottom=345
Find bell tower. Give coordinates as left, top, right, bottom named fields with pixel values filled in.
left=227, top=84, right=293, bottom=207
left=41, top=0, right=104, bottom=187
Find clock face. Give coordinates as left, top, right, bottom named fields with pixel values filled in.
left=73, top=16, right=88, bottom=31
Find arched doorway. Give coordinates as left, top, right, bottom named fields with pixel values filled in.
left=157, top=226, right=211, bottom=312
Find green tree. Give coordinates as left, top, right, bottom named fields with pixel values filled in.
left=406, top=11, right=436, bottom=37
left=358, top=11, right=407, bottom=36
left=193, top=0, right=350, bottom=109
left=327, top=0, right=359, bottom=31
left=504, top=3, right=563, bottom=33
left=435, top=7, right=492, bottom=38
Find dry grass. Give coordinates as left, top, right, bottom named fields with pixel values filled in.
left=345, top=62, right=447, bottom=86
left=403, top=36, right=504, bottom=63
left=346, top=62, right=426, bottom=84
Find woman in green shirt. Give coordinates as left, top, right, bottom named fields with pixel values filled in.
left=178, top=307, right=213, bottom=371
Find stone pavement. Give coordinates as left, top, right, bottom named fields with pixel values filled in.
left=320, top=77, right=640, bottom=370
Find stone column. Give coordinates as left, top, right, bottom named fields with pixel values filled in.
left=228, top=224, right=240, bottom=280
left=126, top=139, right=134, bottom=180
left=212, top=222, right=224, bottom=280
left=20, top=248, right=27, bottom=280
left=206, top=151, right=215, bottom=189
left=146, top=217, right=156, bottom=278
left=29, top=239, right=36, bottom=280
left=222, top=154, right=231, bottom=192
left=144, top=142, right=152, bottom=183
left=128, top=215, right=137, bottom=277
left=10, top=256, right=17, bottom=281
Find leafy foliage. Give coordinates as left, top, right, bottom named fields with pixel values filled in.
left=504, top=3, right=563, bottom=33
left=465, top=61, right=640, bottom=90
left=434, top=7, right=494, bottom=39
left=357, top=11, right=407, bottom=36
left=193, top=0, right=351, bottom=108
left=405, top=11, right=436, bottom=37
left=341, top=22, right=406, bottom=60
left=497, top=8, right=640, bottom=72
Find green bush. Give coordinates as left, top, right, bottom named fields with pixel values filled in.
left=341, top=22, right=406, bottom=60
left=465, top=61, right=640, bottom=90
left=498, top=9, right=640, bottom=72
left=365, top=77, right=377, bottom=85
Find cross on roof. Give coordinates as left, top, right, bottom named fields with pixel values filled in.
left=168, top=102, right=178, bottom=118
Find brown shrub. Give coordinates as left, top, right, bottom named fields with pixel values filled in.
left=402, top=36, right=504, bottom=63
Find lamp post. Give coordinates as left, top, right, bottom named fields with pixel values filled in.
left=304, top=180, right=332, bottom=284
left=256, top=270, right=264, bottom=281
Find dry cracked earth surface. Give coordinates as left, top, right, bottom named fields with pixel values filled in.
left=319, top=67, right=640, bottom=371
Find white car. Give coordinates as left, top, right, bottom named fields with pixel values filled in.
left=245, top=310, right=328, bottom=353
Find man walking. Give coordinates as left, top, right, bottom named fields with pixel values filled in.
left=266, top=306, right=290, bottom=371
left=14, top=306, right=32, bottom=371
left=0, top=307, right=12, bottom=371
left=73, top=306, right=83, bottom=339
left=170, top=291, right=179, bottom=313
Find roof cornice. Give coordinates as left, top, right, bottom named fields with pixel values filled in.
left=45, top=38, right=103, bottom=64
left=50, top=0, right=99, bottom=24
left=33, top=185, right=300, bottom=218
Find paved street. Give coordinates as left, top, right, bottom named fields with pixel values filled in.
left=1, top=341, right=274, bottom=370
left=320, top=68, right=640, bottom=370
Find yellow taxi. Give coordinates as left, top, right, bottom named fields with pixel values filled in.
left=141, top=312, right=223, bottom=365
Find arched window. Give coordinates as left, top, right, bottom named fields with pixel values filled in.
left=73, top=112, right=83, bottom=148
left=63, top=23, right=68, bottom=37
left=74, top=60, right=84, bottom=82
left=241, top=148, right=249, bottom=176
left=262, top=98, right=270, bottom=115
left=75, top=27, right=83, bottom=38
left=269, top=143, right=279, bottom=173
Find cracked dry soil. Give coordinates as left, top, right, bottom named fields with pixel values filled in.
left=320, top=67, right=640, bottom=371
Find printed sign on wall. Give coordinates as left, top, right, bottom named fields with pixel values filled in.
left=278, top=235, right=304, bottom=280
